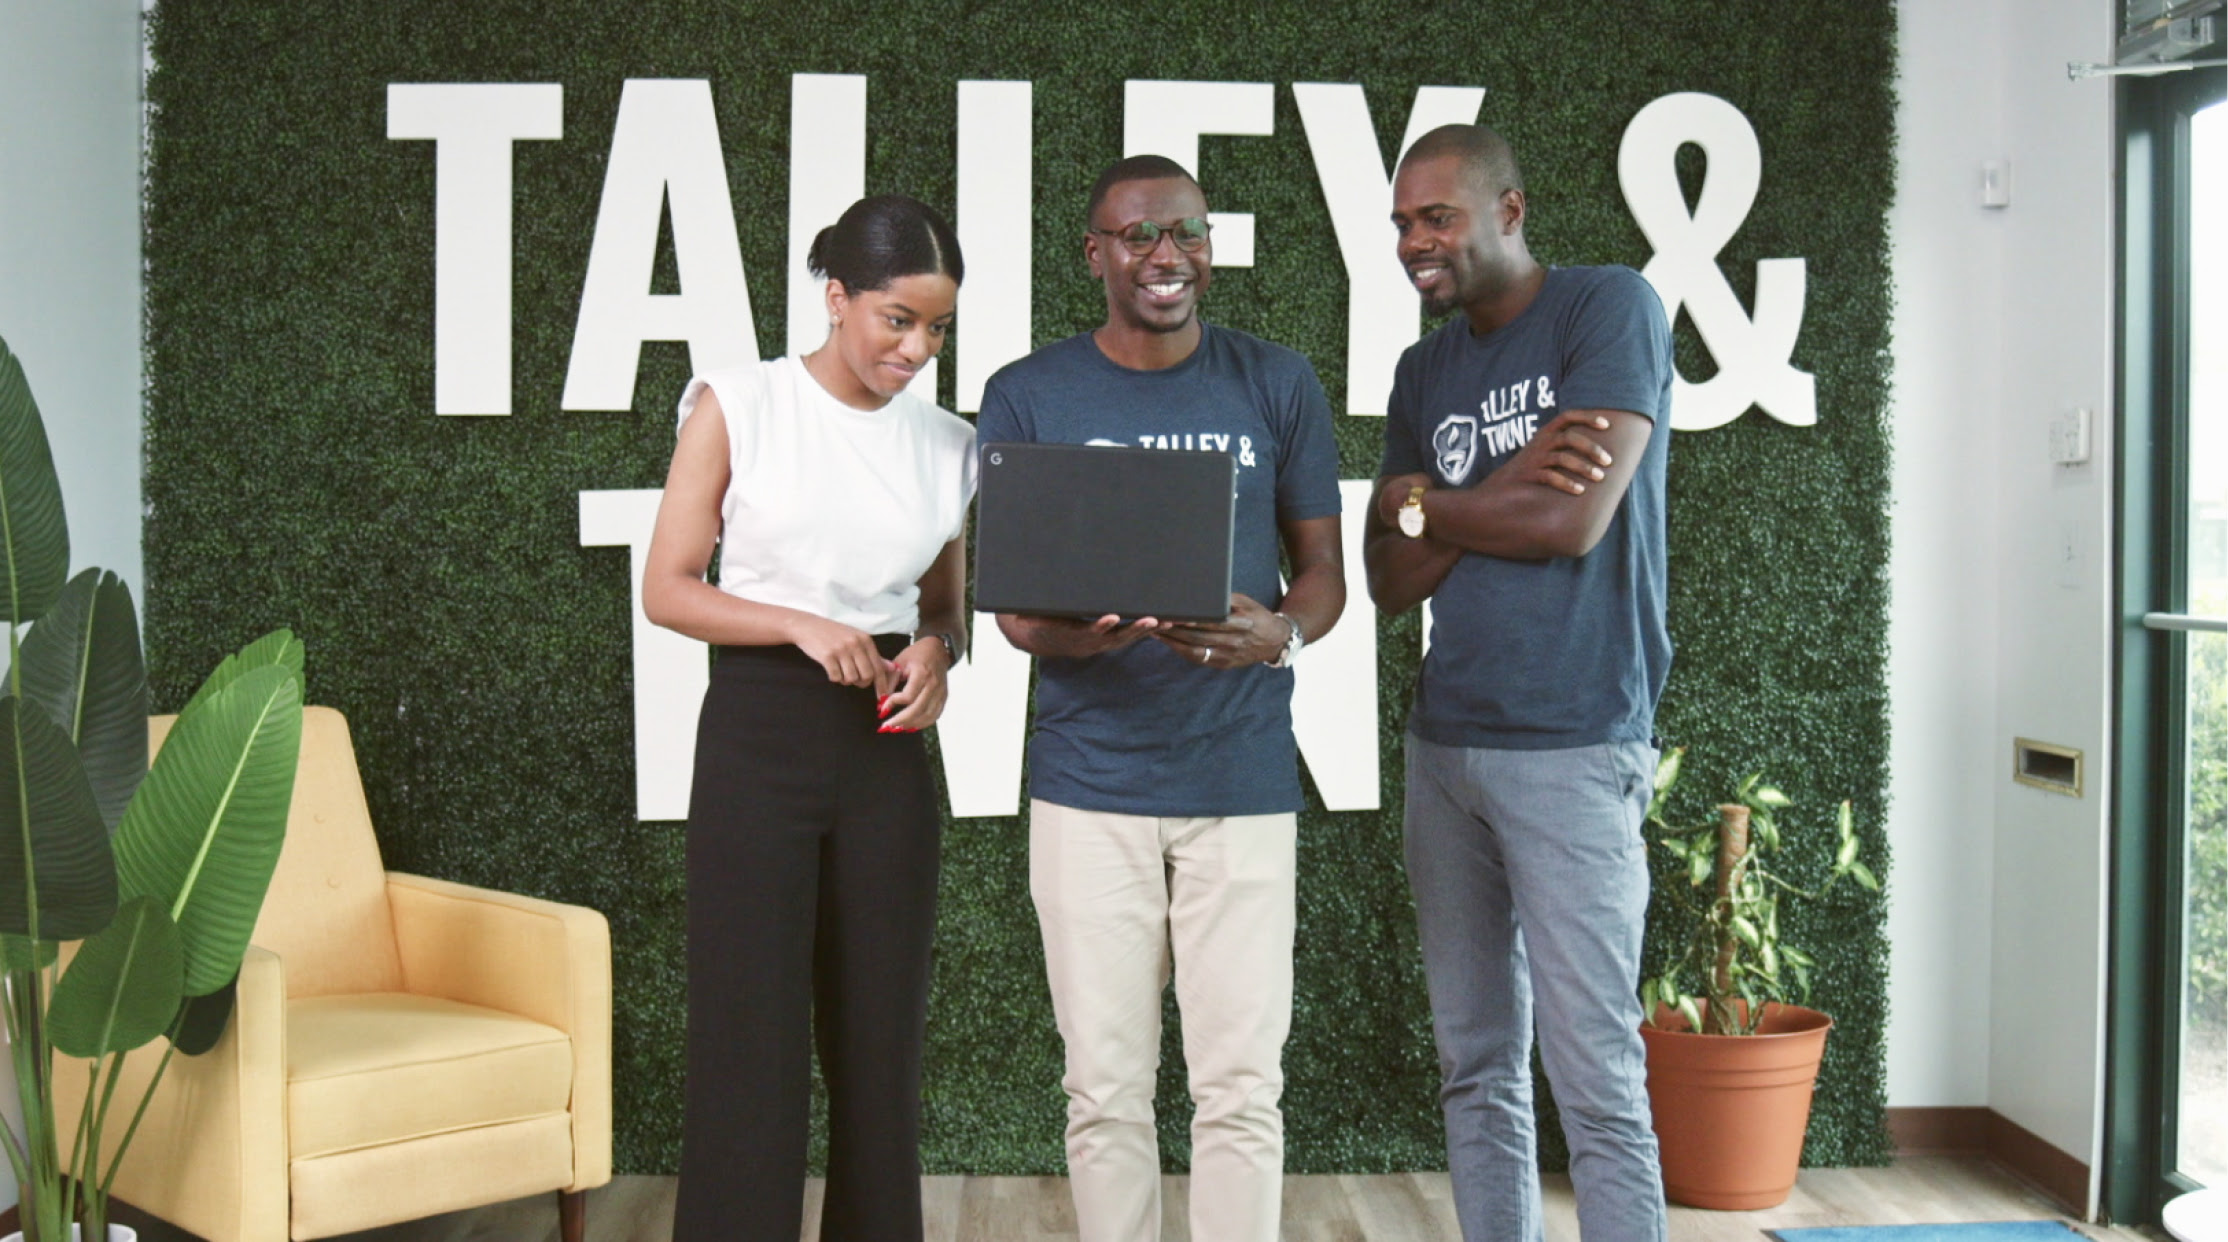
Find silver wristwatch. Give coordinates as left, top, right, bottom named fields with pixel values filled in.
left=1269, top=613, right=1305, bottom=668
left=915, top=631, right=960, bottom=663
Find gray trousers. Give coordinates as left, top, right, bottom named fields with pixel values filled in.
left=1403, top=735, right=1668, bottom=1242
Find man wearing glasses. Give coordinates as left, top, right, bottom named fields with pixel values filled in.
left=976, top=153, right=1344, bottom=1242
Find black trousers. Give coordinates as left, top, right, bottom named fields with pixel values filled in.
left=674, top=636, right=941, bottom=1242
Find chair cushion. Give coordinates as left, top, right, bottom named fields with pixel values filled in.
left=289, top=993, right=574, bottom=1160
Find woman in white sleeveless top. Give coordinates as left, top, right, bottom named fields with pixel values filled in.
left=641, top=195, right=974, bottom=1242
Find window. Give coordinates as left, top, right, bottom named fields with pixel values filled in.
left=2107, top=57, right=2228, bottom=1224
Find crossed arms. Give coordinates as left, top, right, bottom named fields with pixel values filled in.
left=1362, top=408, right=1654, bottom=615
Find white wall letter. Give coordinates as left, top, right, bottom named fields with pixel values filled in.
left=1123, top=80, right=1274, bottom=267
left=1290, top=479, right=1383, bottom=811
left=387, top=83, right=563, bottom=416
left=580, top=489, right=705, bottom=821
left=936, top=614, right=1034, bottom=818
left=1294, top=84, right=1485, bottom=416
left=786, top=74, right=867, bottom=359
left=786, top=74, right=937, bottom=399
left=1618, top=92, right=1814, bottom=430
left=587, top=490, right=1034, bottom=821
left=562, top=80, right=754, bottom=411
left=956, top=81, right=1033, bottom=413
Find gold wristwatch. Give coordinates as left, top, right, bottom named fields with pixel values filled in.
left=1397, top=485, right=1428, bottom=538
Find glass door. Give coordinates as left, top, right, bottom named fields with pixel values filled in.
left=2110, top=63, right=2228, bottom=1224
left=2172, top=95, right=2223, bottom=1193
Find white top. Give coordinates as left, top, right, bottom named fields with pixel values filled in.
left=678, top=357, right=976, bottom=636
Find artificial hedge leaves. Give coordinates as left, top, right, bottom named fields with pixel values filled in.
left=142, top=0, right=1895, bottom=1174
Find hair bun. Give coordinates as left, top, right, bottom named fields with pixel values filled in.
left=810, top=195, right=964, bottom=295
left=805, top=225, right=836, bottom=280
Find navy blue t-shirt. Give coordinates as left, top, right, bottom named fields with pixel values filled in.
left=978, top=324, right=1343, bottom=816
left=1382, top=265, right=1673, bottom=749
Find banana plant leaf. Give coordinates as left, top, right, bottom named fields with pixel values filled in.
left=47, top=896, right=183, bottom=1059
left=0, top=336, right=70, bottom=626
left=15, top=569, right=146, bottom=829
left=171, top=971, right=237, bottom=1056
left=114, top=658, right=301, bottom=996
left=0, top=696, right=116, bottom=941
left=1, top=931, right=56, bottom=971
left=175, top=629, right=302, bottom=721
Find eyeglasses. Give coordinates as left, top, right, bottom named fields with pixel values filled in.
left=1089, top=216, right=1212, bottom=255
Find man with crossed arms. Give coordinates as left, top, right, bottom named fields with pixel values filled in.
left=1365, top=123, right=1675, bottom=1242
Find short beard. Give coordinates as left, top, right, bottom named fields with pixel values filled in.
left=1141, top=308, right=1197, bottom=334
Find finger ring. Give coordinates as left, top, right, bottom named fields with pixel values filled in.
left=1198, top=646, right=1211, bottom=664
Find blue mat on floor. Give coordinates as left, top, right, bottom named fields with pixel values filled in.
left=1769, top=1225, right=2088, bottom=1241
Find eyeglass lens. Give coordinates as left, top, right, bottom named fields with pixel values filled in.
left=1119, top=217, right=1210, bottom=254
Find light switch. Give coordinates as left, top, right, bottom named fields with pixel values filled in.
left=1982, top=160, right=2011, bottom=209
left=2050, top=407, right=2092, bottom=465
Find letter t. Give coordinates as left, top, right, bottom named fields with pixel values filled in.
left=388, top=83, right=564, bottom=416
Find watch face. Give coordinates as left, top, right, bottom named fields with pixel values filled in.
left=1398, top=505, right=1426, bottom=537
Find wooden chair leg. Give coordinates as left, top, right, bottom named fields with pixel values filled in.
left=559, top=1188, right=586, bottom=1242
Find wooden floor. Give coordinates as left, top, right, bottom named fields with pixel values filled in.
left=324, top=1155, right=2164, bottom=1241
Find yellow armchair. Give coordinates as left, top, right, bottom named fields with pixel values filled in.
left=56, top=707, right=612, bottom=1241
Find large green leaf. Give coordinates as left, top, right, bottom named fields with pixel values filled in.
left=48, top=896, right=183, bottom=1058
left=171, top=971, right=237, bottom=1056
left=0, top=336, right=70, bottom=625
left=16, top=569, right=147, bottom=830
left=175, top=629, right=302, bottom=723
left=1, top=931, right=56, bottom=971
left=0, top=697, right=116, bottom=940
left=115, top=661, right=300, bottom=995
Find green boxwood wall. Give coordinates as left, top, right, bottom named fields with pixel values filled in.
left=142, top=0, right=1896, bottom=1174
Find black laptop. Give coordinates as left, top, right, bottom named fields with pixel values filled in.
left=973, top=441, right=1236, bottom=623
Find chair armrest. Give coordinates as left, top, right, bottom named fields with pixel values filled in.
left=386, top=872, right=612, bottom=1190
left=61, top=944, right=289, bottom=1242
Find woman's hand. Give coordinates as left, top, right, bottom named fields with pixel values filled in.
left=879, top=636, right=953, bottom=732
left=788, top=614, right=898, bottom=694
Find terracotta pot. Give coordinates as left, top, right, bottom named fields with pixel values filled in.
left=1639, top=1001, right=1832, bottom=1210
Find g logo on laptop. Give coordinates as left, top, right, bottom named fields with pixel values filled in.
left=988, top=451, right=1003, bottom=466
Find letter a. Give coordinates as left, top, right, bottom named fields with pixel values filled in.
left=563, top=80, right=754, bottom=411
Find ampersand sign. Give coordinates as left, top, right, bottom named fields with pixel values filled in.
left=1619, top=92, right=1816, bottom=431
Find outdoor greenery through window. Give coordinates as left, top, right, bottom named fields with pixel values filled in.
left=2178, top=96, right=2224, bottom=1191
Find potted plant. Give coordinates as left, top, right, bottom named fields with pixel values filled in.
left=1636, top=748, right=1879, bottom=1210
left=0, top=334, right=304, bottom=1242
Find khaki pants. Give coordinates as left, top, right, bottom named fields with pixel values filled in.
left=1029, top=799, right=1297, bottom=1242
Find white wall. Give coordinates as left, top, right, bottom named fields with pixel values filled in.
left=1982, top=1, right=2118, bottom=1187
left=0, top=0, right=147, bottom=1210
left=1887, top=0, right=2010, bottom=1113
left=1888, top=0, right=2120, bottom=1201
left=0, top=0, right=146, bottom=597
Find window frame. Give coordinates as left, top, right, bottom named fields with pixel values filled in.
left=2105, top=61, right=2226, bottom=1225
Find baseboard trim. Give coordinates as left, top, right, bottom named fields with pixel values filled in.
left=1885, top=1106, right=2090, bottom=1216
left=1888, top=1105, right=1997, bottom=1154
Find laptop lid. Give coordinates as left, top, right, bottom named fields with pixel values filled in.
left=973, top=441, right=1235, bottom=623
